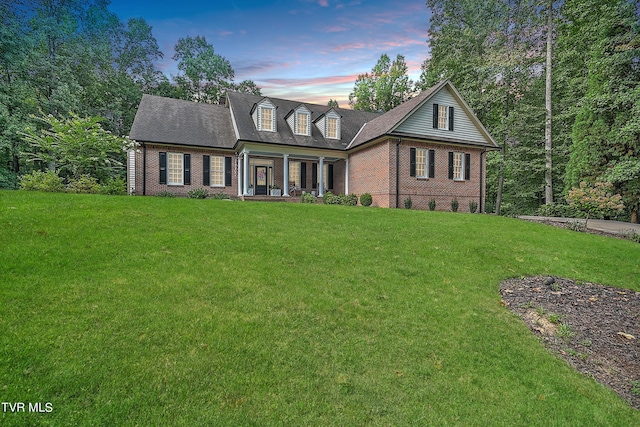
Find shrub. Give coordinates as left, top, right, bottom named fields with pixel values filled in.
left=323, top=191, right=341, bottom=205
left=188, top=188, right=209, bottom=199
left=360, top=193, right=372, bottom=207
left=428, top=199, right=436, bottom=211
left=156, top=191, right=176, bottom=198
left=67, top=174, right=101, bottom=194
left=451, top=198, right=459, bottom=212
left=19, top=170, right=65, bottom=192
left=211, top=192, right=230, bottom=200
left=537, top=202, right=584, bottom=218
left=301, top=192, right=316, bottom=204
left=100, top=177, right=127, bottom=195
left=469, top=200, right=478, bottom=213
left=404, top=197, right=412, bottom=209
left=624, top=229, right=640, bottom=243
left=567, top=181, right=624, bottom=226
left=342, top=194, right=358, bottom=206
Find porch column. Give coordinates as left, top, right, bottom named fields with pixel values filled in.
left=237, top=155, right=243, bottom=197
left=318, top=156, right=325, bottom=197
left=283, top=154, right=290, bottom=196
left=243, top=149, right=250, bottom=195
left=345, top=158, right=349, bottom=195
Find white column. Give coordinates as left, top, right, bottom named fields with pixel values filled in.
left=237, top=155, right=243, bottom=197
left=318, top=157, right=325, bottom=197
left=345, top=158, right=349, bottom=195
left=243, top=150, right=250, bottom=195
left=283, top=154, right=290, bottom=196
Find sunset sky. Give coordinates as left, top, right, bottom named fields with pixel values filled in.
left=108, top=0, right=432, bottom=106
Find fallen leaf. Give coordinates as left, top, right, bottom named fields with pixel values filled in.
left=589, top=297, right=598, bottom=302
left=533, top=287, right=542, bottom=292
left=617, top=332, right=635, bottom=340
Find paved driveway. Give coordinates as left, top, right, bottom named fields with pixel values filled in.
left=519, top=216, right=640, bottom=236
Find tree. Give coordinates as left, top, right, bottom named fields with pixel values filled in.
left=544, top=0, right=554, bottom=205
left=349, top=53, right=413, bottom=112
left=327, top=99, right=339, bottom=108
left=567, top=180, right=624, bottom=227
left=232, top=79, right=262, bottom=96
left=20, top=113, right=134, bottom=183
left=172, top=35, right=234, bottom=103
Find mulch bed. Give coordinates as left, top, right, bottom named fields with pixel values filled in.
left=500, top=276, right=640, bottom=409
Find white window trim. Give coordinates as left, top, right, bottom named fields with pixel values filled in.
left=168, top=152, right=183, bottom=186
left=453, top=151, right=465, bottom=181
left=295, top=111, right=310, bottom=136
left=259, top=106, right=275, bottom=132
left=211, top=155, right=225, bottom=187
left=289, top=161, right=301, bottom=187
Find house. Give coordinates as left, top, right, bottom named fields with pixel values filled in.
left=128, top=80, right=499, bottom=211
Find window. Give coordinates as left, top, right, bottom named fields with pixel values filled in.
left=410, top=148, right=435, bottom=178
left=296, top=112, right=309, bottom=135
left=260, top=106, right=274, bottom=131
left=415, top=148, right=427, bottom=178
left=438, top=105, right=448, bottom=129
left=289, top=161, right=301, bottom=187
left=168, top=152, right=183, bottom=185
left=211, top=156, right=224, bottom=187
left=452, top=152, right=464, bottom=181
left=327, top=117, right=338, bottom=139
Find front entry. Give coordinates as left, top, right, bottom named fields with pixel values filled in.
left=254, top=166, right=268, bottom=195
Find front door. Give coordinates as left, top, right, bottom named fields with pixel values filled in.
left=255, top=166, right=268, bottom=195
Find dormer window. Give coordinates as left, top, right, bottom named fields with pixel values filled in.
left=260, top=106, right=274, bottom=131
left=327, top=117, right=338, bottom=139
left=296, top=111, right=309, bottom=135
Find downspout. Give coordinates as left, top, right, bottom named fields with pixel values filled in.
left=142, top=143, right=147, bottom=196
left=395, top=138, right=401, bottom=209
left=479, top=148, right=486, bottom=213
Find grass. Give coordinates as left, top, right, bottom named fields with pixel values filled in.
left=1, top=190, right=639, bottom=426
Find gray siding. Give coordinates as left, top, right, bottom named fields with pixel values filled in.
left=395, top=87, right=487, bottom=144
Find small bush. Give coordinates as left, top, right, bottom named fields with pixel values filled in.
left=537, top=202, right=584, bottom=218
left=624, top=229, right=640, bottom=243
left=211, top=192, right=230, bottom=200
left=188, top=188, right=209, bottom=199
left=342, top=194, right=358, bottom=206
left=566, top=219, right=586, bottom=232
left=451, top=198, right=459, bottom=212
left=428, top=199, right=436, bottom=211
left=301, top=192, right=316, bottom=204
left=469, top=200, right=478, bottom=213
left=100, top=177, right=127, bottom=195
left=360, top=193, right=372, bottom=207
left=323, top=191, right=341, bottom=205
left=19, top=170, right=65, bottom=192
left=156, top=190, right=176, bottom=198
left=404, top=197, right=412, bottom=209
left=67, top=175, right=101, bottom=193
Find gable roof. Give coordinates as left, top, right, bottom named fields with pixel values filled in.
left=129, top=94, right=236, bottom=149
left=226, top=91, right=380, bottom=151
left=348, top=80, right=498, bottom=150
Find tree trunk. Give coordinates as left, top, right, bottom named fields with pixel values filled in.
left=544, top=0, right=553, bottom=204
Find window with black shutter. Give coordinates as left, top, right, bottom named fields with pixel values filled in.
left=448, top=152, right=454, bottom=180
left=225, top=157, right=232, bottom=186
left=203, top=155, right=210, bottom=186
left=301, top=162, right=307, bottom=189
left=184, top=154, right=191, bottom=185
left=410, top=148, right=416, bottom=177
left=328, top=164, right=334, bottom=190
left=448, top=107, right=454, bottom=131
left=429, top=149, right=435, bottom=178
left=312, top=163, right=317, bottom=189
left=465, top=153, right=471, bottom=180
left=432, top=103, right=439, bottom=129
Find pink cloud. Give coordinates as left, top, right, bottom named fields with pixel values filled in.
left=323, top=25, right=348, bottom=33
left=259, top=74, right=359, bottom=87
left=318, top=0, right=329, bottom=6
left=219, top=30, right=233, bottom=37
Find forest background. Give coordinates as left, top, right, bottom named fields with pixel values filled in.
left=1, top=0, right=639, bottom=221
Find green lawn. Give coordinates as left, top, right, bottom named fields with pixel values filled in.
left=1, top=191, right=639, bottom=426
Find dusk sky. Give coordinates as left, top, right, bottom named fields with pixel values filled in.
left=108, top=0, right=432, bottom=106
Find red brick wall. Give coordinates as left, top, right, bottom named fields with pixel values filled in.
left=348, top=138, right=487, bottom=211
left=135, top=144, right=237, bottom=197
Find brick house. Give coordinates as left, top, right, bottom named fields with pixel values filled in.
left=128, top=80, right=498, bottom=211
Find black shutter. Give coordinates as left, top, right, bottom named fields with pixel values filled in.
left=449, top=106, right=454, bottom=131
left=301, top=162, right=307, bottom=188
left=410, top=148, right=416, bottom=177
left=312, top=163, right=317, bottom=189
left=159, top=152, right=167, bottom=184
left=225, top=157, right=232, bottom=186
left=328, top=164, right=334, bottom=190
left=203, top=155, right=210, bottom=186
left=184, top=154, right=191, bottom=185
left=448, top=152, right=454, bottom=180
left=465, top=153, right=471, bottom=180
left=429, top=149, right=435, bottom=178
left=433, top=103, right=439, bottom=128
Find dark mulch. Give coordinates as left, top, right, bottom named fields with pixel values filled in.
left=500, top=276, right=640, bottom=409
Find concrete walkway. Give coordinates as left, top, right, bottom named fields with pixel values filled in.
left=519, top=216, right=640, bottom=236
